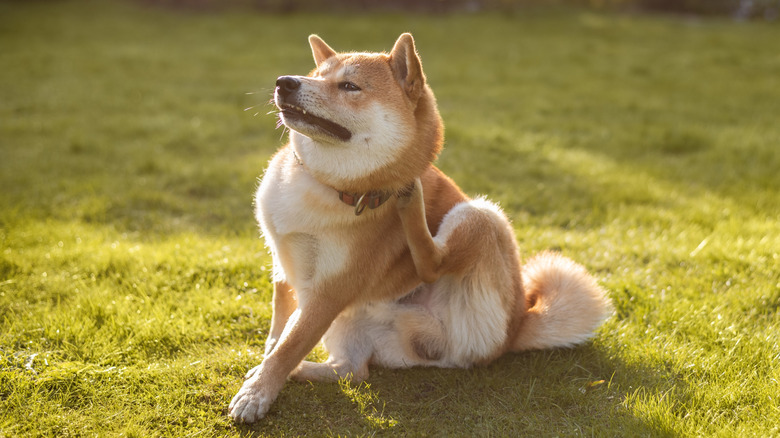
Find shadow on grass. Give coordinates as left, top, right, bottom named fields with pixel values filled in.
left=230, top=345, right=684, bottom=437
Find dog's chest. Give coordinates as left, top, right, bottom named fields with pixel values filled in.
left=255, top=154, right=359, bottom=291
left=275, top=231, right=349, bottom=290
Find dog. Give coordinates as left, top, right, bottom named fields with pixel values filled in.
left=228, top=33, right=612, bottom=423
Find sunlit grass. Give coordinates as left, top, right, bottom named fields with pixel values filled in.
left=1, top=1, right=779, bottom=436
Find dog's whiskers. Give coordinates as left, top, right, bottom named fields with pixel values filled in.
left=273, top=116, right=290, bottom=140
left=244, top=90, right=277, bottom=115
left=244, top=91, right=280, bottom=119
left=244, top=104, right=264, bottom=112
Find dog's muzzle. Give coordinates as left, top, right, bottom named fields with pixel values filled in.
left=274, top=76, right=352, bottom=142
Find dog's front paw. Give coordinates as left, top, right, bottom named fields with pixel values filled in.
left=228, top=375, right=273, bottom=424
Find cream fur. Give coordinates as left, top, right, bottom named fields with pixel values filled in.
left=291, top=101, right=409, bottom=183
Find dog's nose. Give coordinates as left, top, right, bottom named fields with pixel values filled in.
left=276, top=76, right=301, bottom=98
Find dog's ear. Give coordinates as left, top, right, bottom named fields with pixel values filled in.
left=309, top=34, right=337, bottom=67
left=389, top=33, right=424, bottom=103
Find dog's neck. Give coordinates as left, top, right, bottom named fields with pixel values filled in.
left=291, top=149, right=402, bottom=216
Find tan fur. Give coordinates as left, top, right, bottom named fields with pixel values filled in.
left=228, top=33, right=612, bottom=424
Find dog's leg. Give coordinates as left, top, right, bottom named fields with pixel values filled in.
left=397, top=177, right=444, bottom=283
left=228, top=292, right=345, bottom=423
left=265, top=280, right=297, bottom=356
left=289, top=311, right=372, bottom=383
left=290, top=300, right=446, bottom=380
left=290, top=359, right=370, bottom=383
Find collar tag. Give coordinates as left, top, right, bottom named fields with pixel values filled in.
left=293, top=149, right=393, bottom=216
left=338, top=190, right=392, bottom=216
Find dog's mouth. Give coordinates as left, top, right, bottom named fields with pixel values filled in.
left=279, top=103, right=352, bottom=142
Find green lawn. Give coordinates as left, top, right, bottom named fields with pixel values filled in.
left=2, top=1, right=779, bottom=436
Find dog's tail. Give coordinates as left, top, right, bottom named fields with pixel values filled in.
left=511, top=251, right=612, bottom=351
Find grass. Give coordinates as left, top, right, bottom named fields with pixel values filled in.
left=1, top=1, right=779, bottom=436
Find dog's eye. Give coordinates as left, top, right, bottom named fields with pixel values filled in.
left=338, top=81, right=361, bottom=92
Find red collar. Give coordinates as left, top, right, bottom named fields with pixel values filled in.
left=293, top=149, right=395, bottom=216
left=338, top=190, right=393, bottom=216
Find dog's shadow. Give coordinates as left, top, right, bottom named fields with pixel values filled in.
left=235, top=345, right=680, bottom=437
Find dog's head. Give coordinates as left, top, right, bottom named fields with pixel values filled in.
left=274, top=33, right=442, bottom=193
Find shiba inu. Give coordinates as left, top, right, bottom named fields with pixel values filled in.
left=228, top=33, right=611, bottom=423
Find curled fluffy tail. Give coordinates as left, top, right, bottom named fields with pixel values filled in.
left=512, top=251, right=612, bottom=351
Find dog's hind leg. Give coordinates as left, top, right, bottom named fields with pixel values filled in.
left=396, top=178, right=444, bottom=283
left=289, top=308, right=374, bottom=382
left=377, top=303, right=448, bottom=366
left=290, top=300, right=448, bottom=382
left=291, top=358, right=370, bottom=383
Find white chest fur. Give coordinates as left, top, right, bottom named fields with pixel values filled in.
left=254, top=150, right=360, bottom=302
